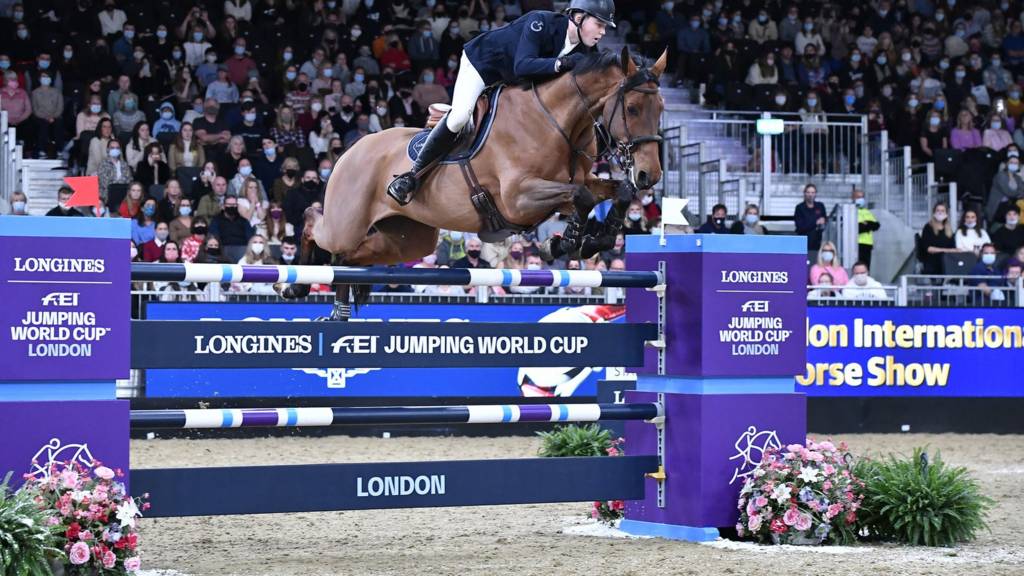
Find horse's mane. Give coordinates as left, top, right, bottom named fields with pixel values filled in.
left=571, top=49, right=623, bottom=76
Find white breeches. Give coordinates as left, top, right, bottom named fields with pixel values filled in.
left=446, top=53, right=487, bottom=133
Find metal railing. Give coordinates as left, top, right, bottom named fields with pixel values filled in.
left=900, top=275, right=1024, bottom=307
left=0, top=111, right=22, bottom=202
left=806, top=284, right=900, bottom=306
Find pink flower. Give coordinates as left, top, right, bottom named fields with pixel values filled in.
left=755, top=496, right=768, bottom=508
left=101, top=549, right=116, bottom=569
left=827, top=503, right=844, bottom=519
left=94, top=466, right=115, bottom=480
left=80, top=531, right=94, bottom=541
left=736, top=523, right=746, bottom=537
left=787, top=444, right=804, bottom=453
left=124, top=557, right=141, bottom=572
left=822, top=481, right=832, bottom=490
left=746, top=500, right=758, bottom=516
left=783, top=507, right=801, bottom=526
left=60, top=469, right=80, bottom=489
left=794, top=513, right=812, bottom=531
left=747, top=514, right=762, bottom=532
left=823, top=464, right=835, bottom=475
left=818, top=441, right=836, bottom=452
left=69, top=542, right=90, bottom=565
left=769, top=518, right=788, bottom=533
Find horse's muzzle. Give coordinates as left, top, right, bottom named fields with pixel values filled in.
left=636, top=170, right=654, bottom=190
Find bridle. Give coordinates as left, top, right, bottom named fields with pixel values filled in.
left=532, top=63, right=663, bottom=185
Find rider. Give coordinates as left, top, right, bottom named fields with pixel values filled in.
left=386, top=0, right=616, bottom=205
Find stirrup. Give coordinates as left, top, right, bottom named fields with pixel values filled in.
left=387, top=172, right=417, bottom=206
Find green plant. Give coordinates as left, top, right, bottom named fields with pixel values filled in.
left=0, top=472, right=63, bottom=576
left=854, top=448, right=993, bottom=547
left=536, top=423, right=614, bottom=458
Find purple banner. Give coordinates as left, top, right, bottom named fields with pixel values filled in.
left=0, top=400, right=130, bottom=490
left=0, top=231, right=130, bottom=381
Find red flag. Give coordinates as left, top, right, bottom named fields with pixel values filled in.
left=63, top=176, right=102, bottom=216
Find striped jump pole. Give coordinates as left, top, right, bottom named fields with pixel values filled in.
left=131, top=262, right=663, bottom=289
left=130, top=402, right=664, bottom=430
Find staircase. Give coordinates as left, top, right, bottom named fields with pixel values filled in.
left=21, top=160, right=68, bottom=215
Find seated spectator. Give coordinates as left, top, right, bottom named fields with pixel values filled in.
left=87, top=118, right=115, bottom=175
left=992, top=207, right=1024, bottom=255
left=193, top=99, right=232, bottom=158
left=279, top=236, right=299, bottom=264
left=169, top=196, right=195, bottom=244
left=748, top=10, right=777, bottom=44
left=141, top=221, right=171, bottom=262
left=97, top=139, right=133, bottom=202
left=983, top=113, right=1013, bottom=151
left=641, top=191, right=662, bottom=226
left=180, top=218, right=208, bottom=263
left=308, top=113, right=338, bottom=156
left=76, top=94, right=109, bottom=139
left=283, top=170, right=322, bottom=234
left=125, top=122, right=156, bottom=171
left=697, top=204, right=730, bottom=233
left=196, top=234, right=226, bottom=264
left=451, top=236, right=490, bottom=269
left=45, top=185, right=83, bottom=217
left=111, top=93, right=145, bottom=135
left=731, top=204, right=768, bottom=234
left=412, top=68, right=449, bottom=111
left=131, top=198, right=159, bottom=245
left=842, top=262, right=888, bottom=300
left=271, top=157, right=301, bottom=204
left=560, top=258, right=592, bottom=296
left=955, top=209, right=992, bottom=255
left=500, top=241, right=527, bottom=269
left=259, top=202, right=293, bottom=245
left=968, top=243, right=1002, bottom=286
left=197, top=176, right=229, bottom=220
left=951, top=110, right=983, bottom=151
left=7, top=190, right=29, bottom=215
left=919, top=110, right=949, bottom=161
left=1, top=72, right=31, bottom=133
left=623, top=201, right=652, bottom=235
left=153, top=102, right=181, bottom=137
left=157, top=179, right=185, bottom=223
left=269, top=105, right=305, bottom=152
left=809, top=241, right=850, bottom=286
left=209, top=195, right=254, bottom=246
left=206, top=65, right=239, bottom=104
left=238, top=234, right=274, bottom=265
left=920, top=202, right=958, bottom=274
left=509, top=254, right=548, bottom=294
left=237, top=177, right=268, bottom=228
left=169, top=123, right=206, bottom=172
left=118, top=181, right=146, bottom=219
left=219, top=135, right=248, bottom=181
left=422, top=265, right=466, bottom=295
left=745, top=54, right=778, bottom=86
left=134, top=143, right=171, bottom=188
left=30, top=70, right=63, bottom=159
left=808, top=271, right=839, bottom=300
left=987, top=156, right=1024, bottom=224
left=229, top=160, right=266, bottom=199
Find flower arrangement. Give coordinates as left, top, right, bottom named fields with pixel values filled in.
left=21, top=461, right=148, bottom=574
left=590, top=438, right=626, bottom=525
left=735, top=439, right=864, bottom=545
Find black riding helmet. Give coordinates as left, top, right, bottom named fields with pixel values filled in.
left=565, top=0, right=617, bottom=28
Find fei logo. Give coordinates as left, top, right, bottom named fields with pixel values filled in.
left=27, top=438, right=96, bottom=481
left=741, top=300, right=770, bottom=313
left=330, top=335, right=379, bottom=354
left=41, top=292, right=79, bottom=307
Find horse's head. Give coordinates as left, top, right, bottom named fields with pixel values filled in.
left=600, top=47, right=667, bottom=190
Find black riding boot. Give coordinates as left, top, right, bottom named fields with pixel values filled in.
left=387, top=118, right=460, bottom=205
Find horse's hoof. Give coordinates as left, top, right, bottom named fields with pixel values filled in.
left=282, top=284, right=310, bottom=299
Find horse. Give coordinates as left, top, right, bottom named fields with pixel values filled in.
left=294, top=46, right=667, bottom=319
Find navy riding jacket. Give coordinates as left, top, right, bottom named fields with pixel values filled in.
left=464, top=10, right=584, bottom=86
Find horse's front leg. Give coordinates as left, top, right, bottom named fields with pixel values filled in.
left=513, top=178, right=596, bottom=262
left=577, top=178, right=639, bottom=259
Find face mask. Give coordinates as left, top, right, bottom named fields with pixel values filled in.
left=270, top=208, right=283, bottom=220
left=423, top=73, right=434, bottom=83
left=853, top=273, right=868, bottom=286
left=908, top=99, right=919, bottom=108
left=40, top=76, right=52, bottom=87
left=124, top=29, right=136, bottom=40
left=13, top=200, right=26, bottom=213
left=179, top=206, right=192, bottom=216
left=964, top=220, right=977, bottom=229
left=641, top=195, right=654, bottom=206
left=283, top=51, right=293, bottom=62
left=263, top=147, right=276, bottom=157
left=993, top=122, right=1003, bottom=130
left=251, top=242, right=265, bottom=254
left=525, top=263, right=542, bottom=271
left=775, top=96, right=786, bottom=105
left=245, top=112, right=257, bottom=122
left=206, top=54, right=217, bottom=63
left=0, top=60, right=8, bottom=70
left=844, top=95, right=856, bottom=106
left=714, top=217, right=725, bottom=226
left=142, top=205, right=156, bottom=217
left=17, top=29, right=28, bottom=39
left=159, top=109, right=174, bottom=120
left=282, top=253, right=295, bottom=263
left=628, top=211, right=642, bottom=221
left=320, top=168, right=331, bottom=179
left=935, top=99, right=947, bottom=110
left=238, top=166, right=253, bottom=176
left=821, top=251, right=835, bottom=263
left=285, top=169, right=298, bottom=178
left=1010, top=163, right=1020, bottom=173
left=745, top=213, right=759, bottom=225
left=930, top=116, right=941, bottom=127
left=855, top=198, right=866, bottom=208
left=851, top=53, right=862, bottom=63
left=303, top=180, right=318, bottom=190
left=224, top=206, right=239, bottom=216
left=354, top=73, right=365, bottom=83
left=193, top=226, right=207, bottom=235
left=758, top=14, right=768, bottom=22
left=297, top=83, right=308, bottom=92
left=376, top=106, right=388, bottom=116
left=466, top=249, right=481, bottom=259
left=690, top=20, right=700, bottom=29
left=206, top=246, right=221, bottom=255
left=449, top=231, right=464, bottom=242
left=124, top=99, right=136, bottom=110
left=982, top=253, right=997, bottom=265
left=37, top=59, right=53, bottom=71
left=877, top=56, right=887, bottom=66
left=352, top=28, right=363, bottom=39
left=333, top=146, right=343, bottom=155
left=509, top=250, right=523, bottom=260
left=934, top=213, right=947, bottom=222
left=719, top=17, right=728, bottom=27
left=994, top=60, right=1003, bottom=68
left=156, top=29, right=168, bottom=39
left=954, top=70, right=967, bottom=82
left=936, top=12, right=945, bottom=21
left=172, top=50, right=182, bottom=59
left=193, top=32, right=204, bottom=42
left=311, top=102, right=323, bottom=113
left=285, top=71, right=297, bottom=81
left=939, top=60, right=950, bottom=71
left=109, top=148, right=121, bottom=158
left=807, top=98, right=818, bottom=107
left=804, top=22, right=813, bottom=31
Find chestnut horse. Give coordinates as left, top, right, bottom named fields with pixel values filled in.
left=297, top=47, right=666, bottom=318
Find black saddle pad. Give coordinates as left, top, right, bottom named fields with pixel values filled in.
left=406, top=86, right=504, bottom=164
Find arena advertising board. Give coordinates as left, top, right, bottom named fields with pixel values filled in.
left=143, top=302, right=639, bottom=398
left=802, top=307, right=1024, bottom=397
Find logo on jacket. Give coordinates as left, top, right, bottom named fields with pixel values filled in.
left=530, top=20, right=544, bottom=32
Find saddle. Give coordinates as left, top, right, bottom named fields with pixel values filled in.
left=405, top=86, right=524, bottom=242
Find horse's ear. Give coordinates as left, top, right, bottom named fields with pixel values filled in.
left=621, top=46, right=637, bottom=75
left=650, top=48, right=669, bottom=78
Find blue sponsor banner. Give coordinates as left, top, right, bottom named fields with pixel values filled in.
left=144, top=302, right=629, bottom=398
left=802, top=307, right=1024, bottom=397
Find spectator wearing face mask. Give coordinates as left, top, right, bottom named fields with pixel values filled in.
left=46, top=186, right=84, bottom=217
left=951, top=110, right=982, bottom=150
left=451, top=235, right=491, bottom=269
left=509, top=254, right=548, bottom=294
left=7, top=190, right=29, bottom=216
left=1, top=71, right=31, bottom=130
left=807, top=271, right=838, bottom=300
left=210, top=195, right=255, bottom=246
left=283, top=170, right=323, bottom=235
left=409, top=20, right=440, bottom=72
left=955, top=209, right=991, bottom=255
left=988, top=156, right=1024, bottom=223
left=279, top=236, right=299, bottom=264
left=730, top=204, right=767, bottom=234
left=412, top=68, right=449, bottom=110
left=112, top=93, right=145, bottom=135
left=746, top=53, right=778, bottom=85
left=809, top=241, right=849, bottom=285
left=697, top=203, right=729, bottom=233
left=748, top=10, right=778, bottom=44
left=920, top=202, right=958, bottom=274
left=622, top=201, right=652, bottom=235
left=983, top=114, right=1013, bottom=151
left=794, top=183, right=827, bottom=254
left=842, top=262, right=888, bottom=300
left=992, top=207, right=1024, bottom=254
left=141, top=221, right=172, bottom=262
left=29, top=71, right=63, bottom=159
left=968, top=243, right=1002, bottom=286
left=97, top=140, right=133, bottom=202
